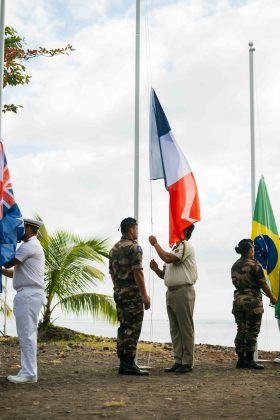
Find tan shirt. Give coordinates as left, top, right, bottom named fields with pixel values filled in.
left=164, top=241, right=198, bottom=287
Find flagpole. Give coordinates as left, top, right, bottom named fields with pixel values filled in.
left=0, top=0, right=5, bottom=139
left=249, top=42, right=256, bottom=217
left=3, top=276, right=7, bottom=334
left=134, top=0, right=140, bottom=221
left=249, top=42, right=261, bottom=362
left=0, top=1, right=6, bottom=330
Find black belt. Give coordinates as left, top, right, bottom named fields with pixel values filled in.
left=235, top=287, right=260, bottom=292
left=168, top=284, right=192, bottom=291
left=115, top=279, right=136, bottom=287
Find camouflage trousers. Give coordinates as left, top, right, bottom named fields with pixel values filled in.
left=114, top=285, right=144, bottom=360
left=232, top=292, right=263, bottom=353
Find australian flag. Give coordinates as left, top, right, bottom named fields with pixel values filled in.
left=0, top=141, right=24, bottom=292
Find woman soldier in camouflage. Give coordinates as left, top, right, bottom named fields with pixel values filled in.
left=231, top=239, right=277, bottom=369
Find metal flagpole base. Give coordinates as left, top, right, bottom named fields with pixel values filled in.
left=135, top=352, right=152, bottom=370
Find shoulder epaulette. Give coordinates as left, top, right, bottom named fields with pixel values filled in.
left=181, top=240, right=188, bottom=262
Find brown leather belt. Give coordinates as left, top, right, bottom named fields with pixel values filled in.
left=167, top=284, right=192, bottom=292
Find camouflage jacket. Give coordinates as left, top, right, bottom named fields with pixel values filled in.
left=231, top=256, right=266, bottom=297
left=109, top=236, right=143, bottom=286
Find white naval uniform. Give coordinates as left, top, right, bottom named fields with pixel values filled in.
left=13, top=236, right=45, bottom=379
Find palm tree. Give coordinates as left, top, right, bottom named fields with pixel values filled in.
left=0, top=299, right=12, bottom=316
left=0, top=295, right=12, bottom=316
left=36, top=218, right=116, bottom=327
left=0, top=285, right=12, bottom=336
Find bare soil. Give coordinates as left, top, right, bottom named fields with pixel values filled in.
left=0, top=337, right=279, bottom=419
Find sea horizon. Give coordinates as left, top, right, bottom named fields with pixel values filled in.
left=1, top=316, right=279, bottom=352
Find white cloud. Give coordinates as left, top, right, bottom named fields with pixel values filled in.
left=2, top=0, right=280, bottom=327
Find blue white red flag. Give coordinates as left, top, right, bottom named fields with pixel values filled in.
left=0, top=141, right=24, bottom=292
left=149, top=89, right=200, bottom=246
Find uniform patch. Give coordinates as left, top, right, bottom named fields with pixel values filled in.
left=136, top=245, right=142, bottom=252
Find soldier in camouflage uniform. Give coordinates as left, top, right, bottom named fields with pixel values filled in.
left=231, top=239, right=277, bottom=369
left=109, top=217, right=150, bottom=376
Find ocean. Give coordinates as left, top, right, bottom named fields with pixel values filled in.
left=1, top=316, right=279, bottom=351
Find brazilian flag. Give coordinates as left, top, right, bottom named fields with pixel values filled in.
left=251, top=176, right=280, bottom=318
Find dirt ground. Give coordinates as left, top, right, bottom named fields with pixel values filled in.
left=0, top=337, right=280, bottom=419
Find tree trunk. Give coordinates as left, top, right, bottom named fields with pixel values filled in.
left=41, top=295, right=53, bottom=326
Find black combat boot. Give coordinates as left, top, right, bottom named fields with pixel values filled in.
left=236, top=352, right=245, bottom=369
left=118, top=357, right=125, bottom=374
left=174, top=365, right=192, bottom=373
left=244, top=351, right=264, bottom=369
left=164, top=363, right=183, bottom=372
left=119, top=357, right=149, bottom=376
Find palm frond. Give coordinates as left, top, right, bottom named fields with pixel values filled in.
left=37, top=222, right=112, bottom=325
left=83, top=238, right=109, bottom=258
left=58, top=293, right=117, bottom=323
left=0, top=299, right=12, bottom=317
left=61, top=243, right=106, bottom=272
left=46, top=255, right=105, bottom=297
left=34, top=214, right=49, bottom=240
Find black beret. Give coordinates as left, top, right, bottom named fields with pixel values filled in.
left=120, top=217, right=137, bottom=229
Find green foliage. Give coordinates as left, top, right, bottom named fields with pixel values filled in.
left=0, top=297, right=12, bottom=317
left=36, top=216, right=116, bottom=326
left=2, top=104, right=23, bottom=113
left=3, top=26, right=74, bottom=113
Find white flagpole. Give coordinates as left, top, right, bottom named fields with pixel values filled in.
left=0, top=1, right=6, bottom=334
left=0, top=0, right=5, bottom=137
left=134, top=0, right=140, bottom=221
left=249, top=42, right=256, bottom=216
left=249, top=42, right=260, bottom=361
left=3, top=276, right=7, bottom=335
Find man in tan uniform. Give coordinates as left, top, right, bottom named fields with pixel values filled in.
left=149, top=224, right=197, bottom=373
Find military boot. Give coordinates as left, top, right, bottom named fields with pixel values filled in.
left=118, top=357, right=125, bottom=374
left=164, top=363, right=183, bottom=372
left=119, top=358, right=149, bottom=376
left=236, top=353, right=245, bottom=369
left=244, top=351, right=264, bottom=369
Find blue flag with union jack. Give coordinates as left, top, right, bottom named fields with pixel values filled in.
left=0, top=141, right=24, bottom=292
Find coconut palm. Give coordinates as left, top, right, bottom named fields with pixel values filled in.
left=0, top=296, right=12, bottom=317
left=0, top=285, right=12, bottom=336
left=36, top=218, right=116, bottom=327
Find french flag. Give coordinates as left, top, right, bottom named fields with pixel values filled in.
left=149, top=89, right=200, bottom=246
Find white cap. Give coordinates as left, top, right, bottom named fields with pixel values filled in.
left=23, top=218, right=44, bottom=229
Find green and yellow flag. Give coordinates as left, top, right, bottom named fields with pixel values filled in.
left=251, top=176, right=280, bottom=318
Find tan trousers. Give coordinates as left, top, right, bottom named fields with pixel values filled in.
left=166, top=285, right=195, bottom=367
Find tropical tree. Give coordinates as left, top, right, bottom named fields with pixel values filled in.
left=0, top=286, right=12, bottom=335
left=0, top=293, right=12, bottom=316
left=3, top=26, right=74, bottom=113
left=37, top=219, right=117, bottom=327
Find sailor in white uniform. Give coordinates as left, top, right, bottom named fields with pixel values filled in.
left=3, top=218, right=45, bottom=384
